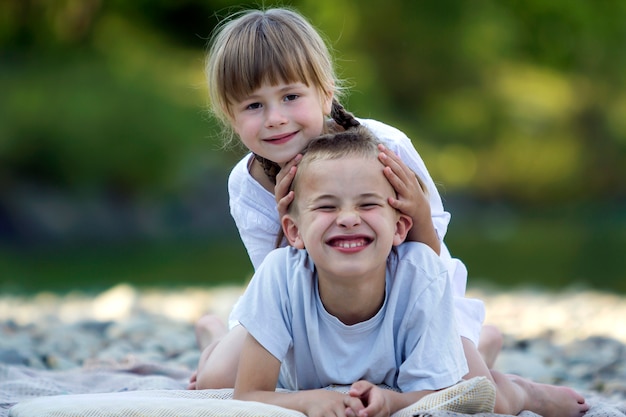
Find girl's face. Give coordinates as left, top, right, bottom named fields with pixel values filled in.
left=230, top=82, right=332, bottom=165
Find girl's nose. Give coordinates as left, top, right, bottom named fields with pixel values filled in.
left=337, top=209, right=361, bottom=228
left=265, top=105, right=288, bottom=127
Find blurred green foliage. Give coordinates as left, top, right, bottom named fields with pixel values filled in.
left=0, top=238, right=251, bottom=294
left=1, top=0, right=625, bottom=203
left=0, top=0, right=624, bottom=292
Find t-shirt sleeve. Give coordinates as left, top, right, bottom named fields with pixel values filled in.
left=393, top=244, right=468, bottom=392
left=234, top=248, right=294, bottom=362
left=227, top=157, right=283, bottom=270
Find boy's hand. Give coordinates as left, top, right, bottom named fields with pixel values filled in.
left=346, top=380, right=392, bottom=417
left=304, top=390, right=359, bottom=417
left=275, top=154, right=302, bottom=220
left=378, top=144, right=440, bottom=254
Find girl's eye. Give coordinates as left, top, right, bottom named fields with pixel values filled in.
left=315, top=205, right=335, bottom=211
left=245, top=102, right=262, bottom=111
left=284, top=94, right=299, bottom=102
left=361, top=203, right=380, bottom=210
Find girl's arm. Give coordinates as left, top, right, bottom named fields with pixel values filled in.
left=378, top=144, right=441, bottom=255
left=233, top=333, right=350, bottom=417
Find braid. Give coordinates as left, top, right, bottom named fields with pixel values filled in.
left=253, top=154, right=281, bottom=185
left=267, top=102, right=360, bottom=249
left=330, top=99, right=360, bottom=130
left=253, top=99, right=358, bottom=185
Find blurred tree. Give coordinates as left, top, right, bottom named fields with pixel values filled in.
left=0, top=0, right=624, bottom=204
left=1, top=0, right=624, bottom=291
left=310, top=0, right=626, bottom=204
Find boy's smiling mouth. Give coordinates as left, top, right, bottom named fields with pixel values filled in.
left=327, top=236, right=372, bottom=250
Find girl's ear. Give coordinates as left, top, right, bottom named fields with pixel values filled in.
left=282, top=215, right=305, bottom=249
left=392, top=214, right=413, bottom=246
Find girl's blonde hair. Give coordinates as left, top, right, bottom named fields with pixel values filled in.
left=206, top=7, right=342, bottom=145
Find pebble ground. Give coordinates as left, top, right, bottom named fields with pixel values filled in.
left=2, top=284, right=626, bottom=404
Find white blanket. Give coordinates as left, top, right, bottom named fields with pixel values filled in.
left=2, top=363, right=625, bottom=417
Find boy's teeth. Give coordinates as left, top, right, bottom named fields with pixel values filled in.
left=336, top=239, right=366, bottom=248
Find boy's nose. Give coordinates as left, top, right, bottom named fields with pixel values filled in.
left=337, top=209, right=361, bottom=228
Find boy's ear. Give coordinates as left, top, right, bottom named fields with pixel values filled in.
left=282, top=215, right=305, bottom=249
left=393, top=214, right=413, bottom=246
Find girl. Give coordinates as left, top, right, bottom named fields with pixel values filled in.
left=191, top=7, right=588, bottom=417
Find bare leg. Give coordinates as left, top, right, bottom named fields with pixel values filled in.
left=477, top=324, right=503, bottom=369
left=194, top=314, right=228, bottom=350
left=463, top=338, right=588, bottom=417
left=188, top=315, right=229, bottom=389
left=190, top=323, right=248, bottom=389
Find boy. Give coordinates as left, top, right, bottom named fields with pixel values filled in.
left=231, top=126, right=470, bottom=416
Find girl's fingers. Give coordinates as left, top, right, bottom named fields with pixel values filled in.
left=278, top=154, right=302, bottom=180
left=275, top=154, right=302, bottom=201
left=378, top=146, right=412, bottom=183
left=383, top=166, right=409, bottom=195
left=276, top=191, right=295, bottom=218
left=274, top=165, right=297, bottom=202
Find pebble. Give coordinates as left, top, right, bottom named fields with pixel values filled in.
left=1, top=284, right=626, bottom=402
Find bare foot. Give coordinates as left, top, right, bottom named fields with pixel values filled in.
left=509, top=374, right=589, bottom=417
left=187, top=370, right=198, bottom=390
left=194, top=314, right=228, bottom=350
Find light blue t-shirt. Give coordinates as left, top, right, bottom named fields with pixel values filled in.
left=228, top=118, right=485, bottom=345
left=233, top=242, right=469, bottom=393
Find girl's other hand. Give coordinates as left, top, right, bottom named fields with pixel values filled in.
left=275, top=153, right=302, bottom=219
left=377, top=144, right=429, bottom=222
left=378, top=144, right=440, bottom=254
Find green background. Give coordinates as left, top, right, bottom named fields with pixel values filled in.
left=1, top=0, right=624, bottom=295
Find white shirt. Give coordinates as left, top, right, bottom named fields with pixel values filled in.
left=233, top=243, right=469, bottom=392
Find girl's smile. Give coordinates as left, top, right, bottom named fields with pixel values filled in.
left=231, top=82, right=332, bottom=165
left=263, top=131, right=298, bottom=145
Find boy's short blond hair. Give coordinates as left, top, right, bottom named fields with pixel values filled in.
left=289, top=126, right=428, bottom=214
left=288, top=126, right=382, bottom=214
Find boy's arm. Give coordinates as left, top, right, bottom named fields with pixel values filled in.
left=234, top=333, right=349, bottom=417
left=378, top=145, right=441, bottom=254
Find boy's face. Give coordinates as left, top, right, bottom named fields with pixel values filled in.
left=230, top=82, right=332, bottom=166
left=282, top=155, right=411, bottom=280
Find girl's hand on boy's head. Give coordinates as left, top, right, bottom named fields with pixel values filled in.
left=378, top=145, right=440, bottom=254
left=346, top=381, right=392, bottom=417
left=378, top=145, right=430, bottom=221
left=275, top=154, right=302, bottom=218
